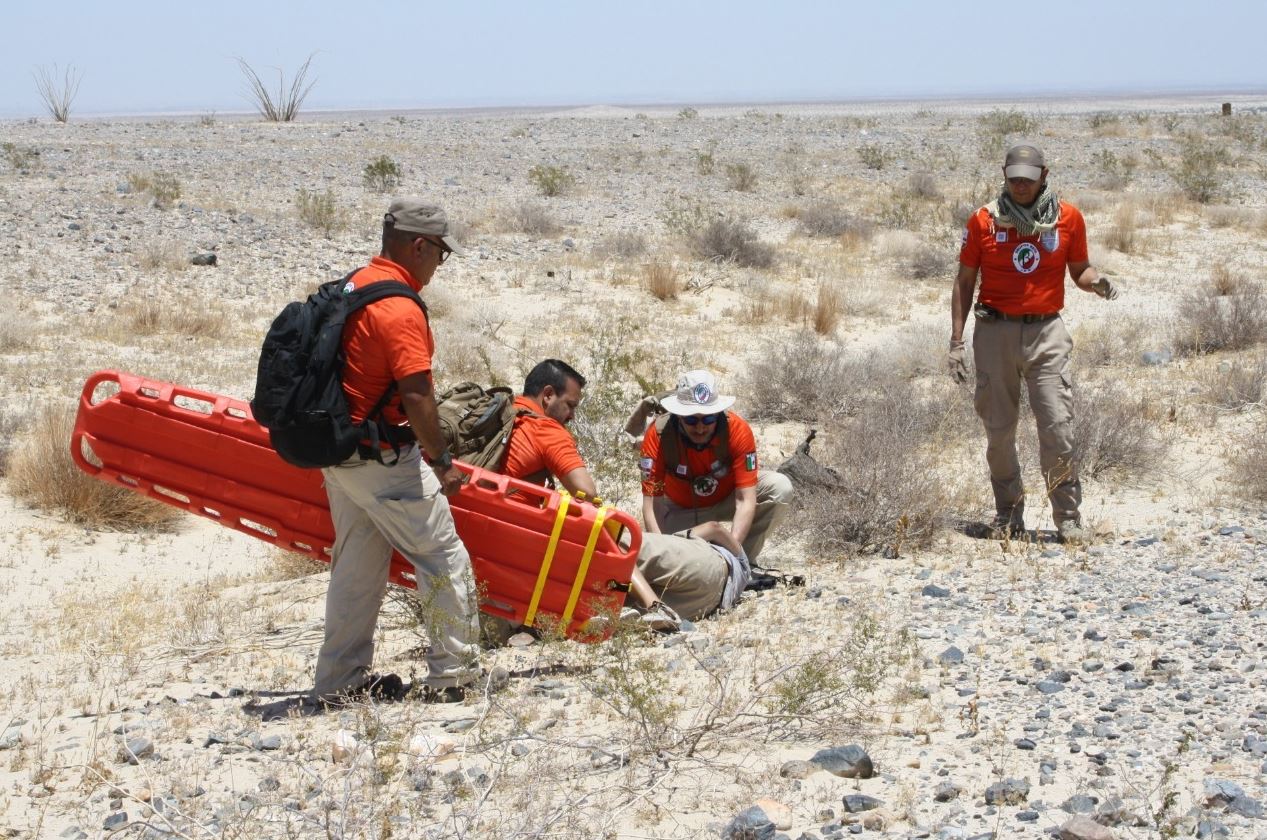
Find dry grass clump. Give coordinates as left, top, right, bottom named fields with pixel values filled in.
left=905, top=173, right=941, bottom=200
left=296, top=187, right=342, bottom=236
left=1104, top=202, right=1140, bottom=253
left=117, top=297, right=230, bottom=339
left=267, top=547, right=328, bottom=580
left=127, top=171, right=182, bottom=209
left=8, top=404, right=180, bottom=530
left=1202, top=357, right=1267, bottom=410
left=813, top=282, right=844, bottom=335
left=0, top=319, right=33, bottom=353
left=527, top=164, right=576, bottom=197
left=1091, top=149, right=1137, bottom=189
left=500, top=200, right=561, bottom=236
left=594, top=231, right=648, bottom=259
left=1232, top=416, right=1267, bottom=501
left=1072, top=383, right=1170, bottom=480
left=0, top=407, right=31, bottom=476
left=1172, top=134, right=1231, bottom=203
left=796, top=203, right=874, bottom=242
left=1074, top=317, right=1152, bottom=368
left=138, top=240, right=189, bottom=273
left=688, top=217, right=775, bottom=268
left=1173, top=271, right=1267, bottom=355
left=737, top=286, right=812, bottom=326
left=642, top=262, right=679, bottom=301
left=724, top=162, right=759, bottom=192
left=908, top=242, right=952, bottom=280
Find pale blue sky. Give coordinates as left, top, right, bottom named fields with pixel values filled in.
left=3, top=0, right=1264, bottom=117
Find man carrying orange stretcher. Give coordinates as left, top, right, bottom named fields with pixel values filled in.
left=501, top=360, right=753, bottom=633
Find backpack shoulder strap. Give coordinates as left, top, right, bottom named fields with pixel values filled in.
left=713, top=411, right=731, bottom=465
left=654, top=413, right=680, bottom=475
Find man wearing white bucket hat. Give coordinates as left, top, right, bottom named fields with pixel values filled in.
left=638, top=370, right=792, bottom=561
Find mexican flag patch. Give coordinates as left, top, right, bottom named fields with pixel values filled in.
left=744, top=452, right=757, bottom=471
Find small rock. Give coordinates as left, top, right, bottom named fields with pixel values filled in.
left=984, top=778, right=1030, bottom=806
left=1062, top=794, right=1099, bottom=814
left=507, top=632, right=535, bottom=648
left=809, top=745, right=874, bottom=779
left=1015, top=738, right=1037, bottom=750
left=780, top=760, right=815, bottom=779
left=1141, top=350, right=1172, bottom=367
left=254, top=734, right=282, bottom=751
left=258, top=776, right=281, bottom=792
left=933, top=781, right=961, bottom=802
left=1228, top=795, right=1264, bottom=818
left=922, top=584, right=951, bottom=598
left=443, top=718, right=478, bottom=734
left=1205, top=779, right=1246, bottom=805
left=0, top=726, right=22, bottom=750
left=332, top=730, right=358, bottom=765
left=939, top=646, right=964, bottom=665
left=1036, top=681, right=1066, bottom=695
left=723, top=805, right=776, bottom=839
left=510, top=742, right=530, bottom=757
left=1058, top=814, right=1115, bottom=840
left=190, top=253, right=217, bottom=266
left=119, top=737, right=153, bottom=764
left=754, top=798, right=792, bottom=830
left=102, top=812, right=128, bottom=832
left=408, top=734, right=456, bottom=758
left=842, top=794, right=882, bottom=813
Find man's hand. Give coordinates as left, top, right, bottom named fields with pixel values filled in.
left=948, top=339, right=969, bottom=384
left=434, top=463, right=465, bottom=496
left=1091, top=277, right=1120, bottom=300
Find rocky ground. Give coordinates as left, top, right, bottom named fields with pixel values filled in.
left=1, top=95, right=1267, bottom=839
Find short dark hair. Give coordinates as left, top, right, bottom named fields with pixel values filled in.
left=523, top=359, right=586, bottom=398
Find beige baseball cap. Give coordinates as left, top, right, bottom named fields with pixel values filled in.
left=384, top=198, right=463, bottom=255
left=1004, top=145, right=1046, bottom=181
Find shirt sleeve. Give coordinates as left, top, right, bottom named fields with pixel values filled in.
left=1066, top=205, right=1089, bottom=264
left=728, top=416, right=759, bottom=489
left=536, top=421, right=586, bottom=478
left=640, top=423, right=665, bottom=497
left=959, top=210, right=982, bottom=269
left=376, top=299, right=432, bottom=380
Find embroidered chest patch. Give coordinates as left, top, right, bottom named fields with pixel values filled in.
left=1012, top=242, right=1041, bottom=274
left=1040, top=230, right=1060, bottom=252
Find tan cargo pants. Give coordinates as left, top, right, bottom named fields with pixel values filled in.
left=315, top=445, right=480, bottom=698
left=972, top=315, right=1081, bottom=525
left=651, top=469, right=793, bottom=562
left=637, top=531, right=729, bottom=621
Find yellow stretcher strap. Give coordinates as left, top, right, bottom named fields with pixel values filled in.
left=562, top=505, right=611, bottom=627
left=525, top=491, right=570, bottom=627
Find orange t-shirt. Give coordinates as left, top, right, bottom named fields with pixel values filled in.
left=640, top=411, right=759, bottom=508
left=959, top=202, right=1088, bottom=316
left=338, top=256, right=431, bottom=426
left=502, top=396, right=586, bottom=482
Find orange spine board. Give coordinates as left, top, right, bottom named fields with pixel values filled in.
left=72, top=371, right=638, bottom=639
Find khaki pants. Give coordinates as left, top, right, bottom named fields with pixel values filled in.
left=651, top=469, right=793, bottom=562
left=972, top=316, right=1081, bottom=525
left=315, top=445, right=480, bottom=698
left=637, top=531, right=729, bottom=621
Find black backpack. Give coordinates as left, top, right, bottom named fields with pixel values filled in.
left=251, top=273, right=426, bottom=468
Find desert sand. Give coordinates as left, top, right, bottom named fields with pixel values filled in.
left=2, top=94, right=1267, bottom=839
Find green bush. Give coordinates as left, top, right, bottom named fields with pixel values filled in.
left=363, top=154, right=402, bottom=192
left=296, top=188, right=342, bottom=237
left=857, top=143, right=892, bottom=171
left=724, top=162, right=758, bottom=192
left=528, top=164, right=576, bottom=197
left=1, top=142, right=40, bottom=174
left=1172, top=134, right=1231, bottom=203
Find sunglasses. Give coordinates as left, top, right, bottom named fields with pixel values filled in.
left=420, top=237, right=452, bottom=263
left=680, top=414, right=719, bottom=427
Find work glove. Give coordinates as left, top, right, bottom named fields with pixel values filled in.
left=947, top=339, right=969, bottom=384
left=1091, top=277, right=1120, bottom=300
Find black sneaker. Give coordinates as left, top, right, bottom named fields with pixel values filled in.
left=417, top=684, right=468, bottom=704
left=319, top=674, right=402, bottom=704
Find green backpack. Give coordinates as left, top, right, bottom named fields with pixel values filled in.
left=435, top=382, right=536, bottom=471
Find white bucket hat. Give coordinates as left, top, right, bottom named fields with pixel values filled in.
left=660, top=370, right=736, bottom=416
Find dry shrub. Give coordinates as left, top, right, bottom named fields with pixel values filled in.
left=1203, top=205, right=1240, bottom=229
left=797, top=203, right=874, bottom=242
left=1173, top=273, right=1267, bottom=355
left=1074, top=317, right=1152, bottom=368
left=0, top=320, right=33, bottom=353
left=908, top=242, right=952, bottom=280
left=267, top=547, right=327, bottom=580
left=8, top=404, right=179, bottom=530
left=1104, top=202, right=1139, bottom=253
left=744, top=331, right=849, bottom=422
left=296, top=187, right=342, bottom=236
left=501, top=200, right=561, bottom=236
left=595, top=231, right=648, bottom=259
left=1072, top=382, right=1170, bottom=480
left=118, top=297, right=229, bottom=339
left=737, top=286, right=811, bottom=327
left=1232, top=415, right=1267, bottom=501
left=643, top=262, right=679, bottom=301
left=139, top=240, right=188, bottom=273
left=1203, top=358, right=1267, bottom=410
left=689, top=217, right=775, bottom=268
left=804, top=375, right=968, bottom=555
left=0, top=407, right=31, bottom=476
left=724, top=162, right=759, bottom=192
left=813, top=282, right=843, bottom=335
left=905, top=173, right=941, bottom=200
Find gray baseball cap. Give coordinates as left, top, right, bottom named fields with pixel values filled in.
left=384, top=197, right=463, bottom=255
left=1004, top=145, right=1046, bottom=180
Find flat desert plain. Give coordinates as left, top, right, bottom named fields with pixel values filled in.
left=2, top=94, right=1267, bottom=839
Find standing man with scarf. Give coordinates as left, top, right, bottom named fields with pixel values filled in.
left=948, top=145, right=1119, bottom=543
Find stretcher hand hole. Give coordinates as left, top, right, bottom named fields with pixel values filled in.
left=153, top=485, right=191, bottom=504
left=89, top=379, right=121, bottom=407
left=174, top=394, right=214, bottom=415
left=238, top=518, right=278, bottom=538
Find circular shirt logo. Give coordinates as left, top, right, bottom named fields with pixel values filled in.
left=1012, top=242, right=1041, bottom=274
left=691, top=382, right=713, bottom=405
left=692, top=475, right=719, bottom=497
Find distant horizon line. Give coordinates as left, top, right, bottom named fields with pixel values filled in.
left=4, top=83, right=1265, bottom=122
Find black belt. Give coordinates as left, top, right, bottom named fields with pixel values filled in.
left=974, top=303, right=1058, bottom=324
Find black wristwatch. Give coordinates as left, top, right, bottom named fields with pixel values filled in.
left=430, top=450, right=453, bottom=470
